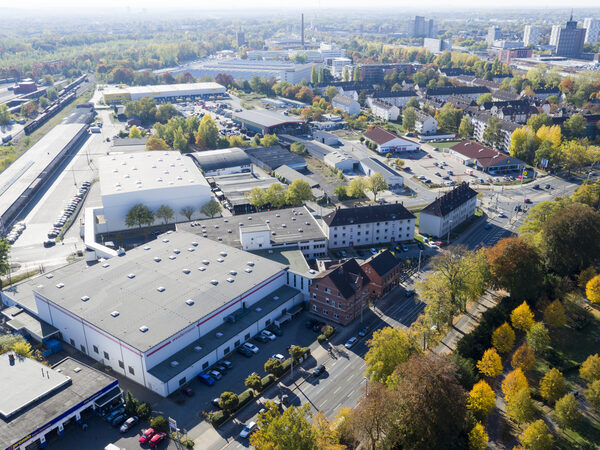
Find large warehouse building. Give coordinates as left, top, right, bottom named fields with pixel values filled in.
left=2, top=232, right=304, bottom=397
left=96, top=152, right=212, bottom=232
left=233, top=110, right=308, bottom=135
left=188, top=148, right=252, bottom=176
left=102, top=82, right=226, bottom=104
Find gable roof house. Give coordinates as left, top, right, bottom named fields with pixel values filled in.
left=363, top=127, right=420, bottom=154
left=449, top=140, right=526, bottom=173
left=419, top=182, right=478, bottom=238
left=332, top=94, right=360, bottom=115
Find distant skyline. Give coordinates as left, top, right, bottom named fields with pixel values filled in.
left=5, top=0, right=600, bottom=11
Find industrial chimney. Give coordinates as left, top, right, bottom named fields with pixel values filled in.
left=301, top=13, right=305, bottom=48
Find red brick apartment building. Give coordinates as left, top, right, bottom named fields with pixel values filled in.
left=360, top=250, right=402, bottom=298
left=309, top=259, right=370, bottom=326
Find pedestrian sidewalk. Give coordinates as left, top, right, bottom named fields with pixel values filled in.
left=433, top=291, right=500, bottom=355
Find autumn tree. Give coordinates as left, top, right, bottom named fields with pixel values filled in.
left=348, top=177, right=367, bottom=199
left=468, top=423, right=489, bottom=450
left=251, top=404, right=317, bottom=450
left=512, top=343, right=536, bottom=372
left=129, top=125, right=143, bottom=138
left=195, top=114, right=219, bottom=149
left=458, top=116, right=474, bottom=138
left=390, top=355, right=467, bottom=450
left=586, top=275, right=600, bottom=304
left=526, top=322, right=551, bottom=356
left=554, top=394, right=580, bottom=429
left=543, top=300, right=566, bottom=328
left=364, top=327, right=419, bottom=383
left=541, top=203, right=600, bottom=276
left=502, top=368, right=529, bottom=403
left=260, top=134, right=279, bottom=147
left=579, top=354, right=600, bottom=383
left=492, top=322, right=516, bottom=354
left=506, top=387, right=535, bottom=424
left=511, top=302, right=535, bottom=332
left=467, top=380, right=496, bottom=417
left=539, top=368, right=567, bottom=404
left=477, top=348, right=503, bottom=378
left=585, top=379, right=600, bottom=410
left=520, top=420, right=553, bottom=450
left=487, top=237, right=542, bottom=300
left=367, top=172, right=388, bottom=201
left=509, top=127, right=538, bottom=164
left=145, top=136, right=170, bottom=150
left=286, top=179, right=312, bottom=205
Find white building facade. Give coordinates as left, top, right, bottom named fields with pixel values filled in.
left=419, top=183, right=478, bottom=238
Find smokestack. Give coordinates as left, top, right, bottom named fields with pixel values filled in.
left=301, top=13, right=305, bottom=48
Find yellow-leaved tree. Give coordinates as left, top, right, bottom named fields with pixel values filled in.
left=539, top=368, right=567, bottom=404
left=477, top=348, right=503, bottom=378
left=586, top=275, right=600, bottom=304
left=520, top=420, right=553, bottom=450
left=511, top=343, right=536, bottom=372
left=543, top=300, right=566, bottom=328
left=467, top=380, right=496, bottom=417
left=502, top=368, right=529, bottom=403
left=468, top=423, right=489, bottom=450
left=492, top=322, right=516, bottom=354
left=579, top=354, right=600, bottom=383
left=511, top=301, right=535, bottom=332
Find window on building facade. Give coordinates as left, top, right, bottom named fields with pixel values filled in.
left=245, top=333, right=250, bottom=340
left=80, top=345, right=86, bottom=353
left=93, top=345, right=99, bottom=354
left=312, top=293, right=317, bottom=299
left=323, top=310, right=329, bottom=316
left=103, top=351, right=109, bottom=360
left=202, top=361, right=209, bottom=369
left=313, top=305, right=318, bottom=312
left=179, top=377, right=187, bottom=386
left=334, top=313, right=339, bottom=319
left=118, top=360, right=124, bottom=369
left=129, top=366, right=135, bottom=375
left=224, top=346, right=230, bottom=354
left=69, top=339, right=75, bottom=346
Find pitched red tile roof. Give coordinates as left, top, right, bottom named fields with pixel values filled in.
left=450, top=140, right=524, bottom=168
left=363, top=127, right=402, bottom=145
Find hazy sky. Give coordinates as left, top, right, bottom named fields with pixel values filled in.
left=7, top=0, right=600, bottom=10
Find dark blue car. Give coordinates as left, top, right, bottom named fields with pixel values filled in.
left=198, top=372, right=216, bottom=386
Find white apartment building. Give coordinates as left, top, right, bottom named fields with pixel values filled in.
left=322, top=204, right=416, bottom=249
left=419, top=182, right=478, bottom=238
left=369, top=100, right=400, bottom=121
left=583, top=18, right=600, bottom=44
left=415, top=110, right=438, bottom=135
left=550, top=25, right=561, bottom=46
left=523, top=25, right=540, bottom=46
left=331, top=57, right=352, bottom=77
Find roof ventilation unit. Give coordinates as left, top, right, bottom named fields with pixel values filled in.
left=220, top=251, right=227, bottom=257
left=227, top=277, right=234, bottom=283
left=186, top=299, right=195, bottom=306
left=162, top=238, right=169, bottom=243
left=170, top=361, right=179, bottom=367
left=56, top=283, right=64, bottom=289
left=202, top=260, right=210, bottom=265
left=157, top=286, right=165, bottom=292
left=173, top=249, right=180, bottom=254
left=182, top=269, right=191, bottom=274
left=247, top=261, right=255, bottom=266
left=46, top=274, right=54, bottom=279
left=102, top=263, right=110, bottom=268
left=192, top=242, right=198, bottom=247
left=81, top=296, right=90, bottom=302
left=217, top=258, right=224, bottom=262
left=128, top=273, right=135, bottom=279
left=194, top=346, right=202, bottom=351
left=229, top=270, right=237, bottom=276
left=111, top=311, right=120, bottom=317
left=169, top=255, right=176, bottom=260
left=245, top=268, right=253, bottom=273
left=216, top=332, right=223, bottom=338
left=198, top=267, right=206, bottom=272
left=139, top=326, right=148, bottom=333
left=210, top=280, right=218, bottom=286
left=154, top=257, right=161, bottom=262
left=188, top=247, right=195, bottom=252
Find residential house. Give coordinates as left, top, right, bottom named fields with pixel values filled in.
left=322, top=203, right=416, bottom=249
left=332, top=94, right=361, bottom=115
left=491, top=89, right=520, bottom=102
left=309, top=258, right=370, bottom=326
left=419, top=85, right=490, bottom=101
left=363, top=127, right=420, bottom=154
left=415, top=110, right=438, bottom=135
left=361, top=250, right=403, bottom=298
left=369, top=100, right=400, bottom=121
left=367, top=90, right=417, bottom=107
left=449, top=140, right=526, bottom=173
left=471, top=112, right=520, bottom=153
left=359, top=158, right=404, bottom=190
left=419, top=182, right=478, bottom=238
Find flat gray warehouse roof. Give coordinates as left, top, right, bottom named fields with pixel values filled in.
left=188, top=148, right=251, bottom=172
left=33, top=231, right=286, bottom=353
left=233, top=110, right=304, bottom=128
left=244, top=145, right=307, bottom=171
left=177, top=206, right=327, bottom=248
left=0, top=356, right=116, bottom=450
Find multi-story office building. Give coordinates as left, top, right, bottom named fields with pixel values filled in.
left=523, top=25, right=540, bottom=46
left=553, top=16, right=586, bottom=57
left=408, top=16, right=437, bottom=38
left=583, top=18, right=600, bottom=44
left=550, top=25, right=561, bottom=46
left=423, top=38, right=452, bottom=54
left=487, top=26, right=502, bottom=47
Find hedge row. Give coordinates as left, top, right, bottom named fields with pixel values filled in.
left=261, top=374, right=276, bottom=390
left=317, top=325, right=336, bottom=344
left=208, top=389, right=256, bottom=427
left=455, top=296, right=521, bottom=362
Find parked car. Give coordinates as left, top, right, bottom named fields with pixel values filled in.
left=271, top=353, right=285, bottom=362
left=345, top=337, right=358, bottom=349
left=209, top=370, right=222, bottom=380
left=405, top=289, right=415, bottom=297
left=524, top=198, right=532, bottom=204
left=111, top=414, right=127, bottom=427
left=240, top=421, right=258, bottom=438
left=358, top=326, right=370, bottom=337
left=237, top=346, right=253, bottom=357
left=213, top=363, right=227, bottom=373
left=43, top=240, right=56, bottom=248
left=313, top=365, right=326, bottom=377
left=106, top=407, right=125, bottom=422
left=197, top=372, right=216, bottom=385
left=260, top=330, right=276, bottom=341
left=149, top=432, right=167, bottom=447
left=243, top=342, right=259, bottom=354
left=119, top=416, right=138, bottom=432
left=254, top=333, right=270, bottom=343
left=182, top=387, right=194, bottom=397
left=139, top=428, right=155, bottom=444
left=221, top=360, right=233, bottom=370
left=545, top=184, right=551, bottom=189
left=268, top=325, right=283, bottom=336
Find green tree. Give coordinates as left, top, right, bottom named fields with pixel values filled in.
left=333, top=184, right=348, bottom=200
left=506, top=388, right=534, bottom=424
left=0, top=238, right=10, bottom=279
left=200, top=200, right=222, bottom=218
left=367, top=172, right=388, bottom=201
left=526, top=322, right=550, bottom=356
left=180, top=206, right=195, bottom=221
left=554, top=394, right=580, bottom=429
left=45, top=88, right=58, bottom=101
left=246, top=187, right=266, bottom=208
left=145, top=136, right=170, bottom=150
left=219, top=391, right=240, bottom=414
left=136, top=402, right=152, bottom=421
left=560, top=140, right=600, bottom=173
left=245, top=373, right=262, bottom=393
left=310, top=65, right=318, bottom=84
left=482, top=116, right=503, bottom=149
left=353, top=65, right=361, bottom=82
left=0, top=104, right=13, bottom=125
left=125, top=391, right=139, bottom=416
left=539, top=368, right=567, bottom=404
left=585, top=379, right=600, bottom=410
left=365, top=327, right=419, bottom=383
left=286, top=179, right=313, bottom=205
left=265, top=183, right=287, bottom=208
left=150, top=416, right=168, bottom=433
left=435, top=103, right=462, bottom=133
left=458, top=116, right=474, bottom=138
left=406, top=97, right=420, bottom=109
left=348, top=177, right=367, bottom=199
left=155, top=205, right=174, bottom=224
left=526, top=113, right=553, bottom=132
left=251, top=404, right=317, bottom=450
left=343, top=66, right=349, bottom=82
left=476, top=93, right=493, bottom=105
left=195, top=115, right=219, bottom=149
left=260, top=134, right=279, bottom=147
left=290, top=142, right=307, bottom=155
left=579, top=354, right=600, bottom=382
left=402, top=107, right=417, bottom=131
left=125, top=204, right=154, bottom=228
left=155, top=103, right=178, bottom=123
left=129, top=125, right=143, bottom=139
left=264, top=358, right=284, bottom=376
left=124, top=97, right=157, bottom=123
left=324, top=86, right=339, bottom=101
left=172, top=126, right=188, bottom=151
left=520, top=420, right=553, bottom=450
left=563, top=113, right=587, bottom=139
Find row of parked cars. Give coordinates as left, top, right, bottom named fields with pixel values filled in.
left=197, top=359, right=234, bottom=386
left=45, top=181, right=90, bottom=245
left=104, top=403, right=167, bottom=447
left=6, top=221, right=26, bottom=244
left=236, top=325, right=282, bottom=357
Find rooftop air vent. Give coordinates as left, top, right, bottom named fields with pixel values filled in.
left=216, top=332, right=223, bottom=338
left=167, top=230, right=172, bottom=234
left=169, top=255, right=176, bottom=260
left=292, top=217, right=296, bottom=221
left=227, top=277, right=234, bottom=283
left=46, top=273, right=54, bottom=279
left=154, top=257, right=161, bottom=262
left=306, top=222, right=310, bottom=225
left=210, top=280, right=218, bottom=285
left=157, top=286, right=165, bottom=292
left=276, top=214, right=280, bottom=217
left=215, top=225, right=219, bottom=229
left=273, top=296, right=279, bottom=300
left=162, top=238, right=169, bottom=243
left=192, top=242, right=198, bottom=247
left=188, top=247, right=195, bottom=252
left=248, top=216, right=252, bottom=220
left=203, top=260, right=210, bottom=265
left=282, top=224, right=286, bottom=228
left=229, top=270, right=237, bottom=276
left=247, top=261, right=255, bottom=266
left=217, top=237, right=222, bottom=241
left=56, top=283, right=64, bottom=289
left=81, top=296, right=90, bottom=302
left=139, top=326, right=148, bottom=333
left=309, top=269, right=316, bottom=274
left=186, top=299, right=195, bottom=306
left=128, top=273, right=135, bottom=279
left=194, top=346, right=202, bottom=351
left=170, top=361, right=179, bottom=367
left=220, top=251, right=227, bottom=257
left=102, top=263, right=110, bottom=268
left=198, top=267, right=206, bottom=272
left=217, top=258, right=224, bottom=262
left=224, top=219, right=228, bottom=223
left=111, top=311, right=120, bottom=317
left=173, top=249, right=180, bottom=254
left=73, top=367, right=81, bottom=373
left=298, top=228, right=303, bottom=232
left=228, top=229, right=232, bottom=233
left=245, top=268, right=253, bottom=273
left=255, top=307, right=262, bottom=312
left=182, top=269, right=191, bottom=274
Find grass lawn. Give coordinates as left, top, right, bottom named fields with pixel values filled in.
left=432, top=140, right=461, bottom=149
